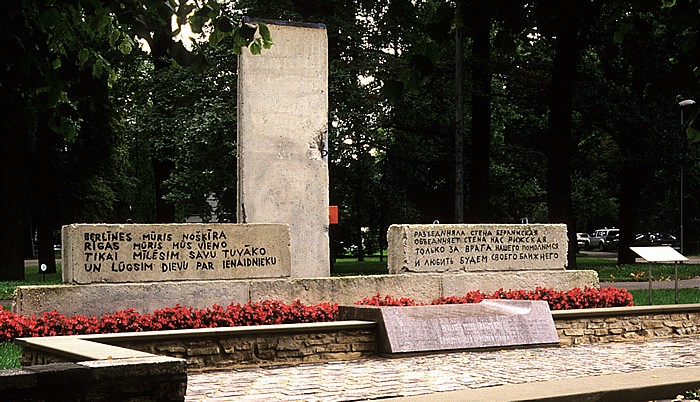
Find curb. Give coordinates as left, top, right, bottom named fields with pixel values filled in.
left=384, top=366, right=700, bottom=402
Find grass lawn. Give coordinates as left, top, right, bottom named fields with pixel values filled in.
left=0, top=342, right=21, bottom=370
left=575, top=256, right=700, bottom=282
left=332, top=256, right=388, bottom=276
left=332, top=253, right=700, bottom=283
left=0, top=264, right=62, bottom=300
left=629, top=288, right=700, bottom=306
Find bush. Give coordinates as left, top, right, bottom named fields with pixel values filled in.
left=355, top=286, right=634, bottom=310
left=0, top=287, right=634, bottom=342
left=0, top=300, right=338, bottom=342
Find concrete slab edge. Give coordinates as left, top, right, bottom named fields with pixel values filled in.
left=552, top=303, right=700, bottom=319
left=385, top=366, right=700, bottom=402
left=31, top=320, right=377, bottom=343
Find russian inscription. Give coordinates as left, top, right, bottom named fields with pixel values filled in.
left=388, top=224, right=568, bottom=274
left=62, top=223, right=291, bottom=284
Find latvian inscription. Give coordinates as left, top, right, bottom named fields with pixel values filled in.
left=62, top=223, right=291, bottom=284
left=387, top=224, right=568, bottom=274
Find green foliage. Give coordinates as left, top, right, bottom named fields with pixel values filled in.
left=0, top=265, right=62, bottom=299
left=0, top=342, right=22, bottom=370
left=574, top=256, right=700, bottom=282
left=116, top=42, right=239, bottom=222
left=332, top=259, right=388, bottom=276
left=629, top=288, right=700, bottom=305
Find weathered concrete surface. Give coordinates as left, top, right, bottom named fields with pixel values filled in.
left=62, top=223, right=291, bottom=284
left=13, top=281, right=250, bottom=316
left=339, top=301, right=559, bottom=354
left=238, top=21, right=329, bottom=278
left=13, top=270, right=598, bottom=316
left=388, top=223, right=568, bottom=274
left=249, top=274, right=443, bottom=306
left=441, top=270, right=599, bottom=295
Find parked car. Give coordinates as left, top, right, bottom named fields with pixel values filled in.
left=576, top=233, right=590, bottom=250
left=609, top=232, right=680, bottom=252
left=589, top=228, right=619, bottom=251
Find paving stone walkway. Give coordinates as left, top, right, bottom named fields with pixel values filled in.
left=185, top=335, right=700, bottom=401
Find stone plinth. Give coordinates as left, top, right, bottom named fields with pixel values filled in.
left=237, top=20, right=329, bottom=278
left=339, top=300, right=559, bottom=354
left=388, top=224, right=568, bottom=274
left=62, top=223, right=291, bottom=284
left=14, top=270, right=599, bottom=317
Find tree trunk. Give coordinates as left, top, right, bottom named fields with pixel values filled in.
left=0, top=93, right=28, bottom=281
left=35, top=110, right=58, bottom=274
left=546, top=27, right=579, bottom=269
left=0, top=0, right=31, bottom=280
left=150, top=28, right=177, bottom=223
left=617, top=161, right=643, bottom=264
left=468, top=1, right=492, bottom=223
left=152, top=158, right=176, bottom=223
left=454, top=1, right=465, bottom=223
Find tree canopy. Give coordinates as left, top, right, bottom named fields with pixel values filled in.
left=0, top=0, right=698, bottom=277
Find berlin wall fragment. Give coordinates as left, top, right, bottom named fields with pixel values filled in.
left=237, top=20, right=329, bottom=278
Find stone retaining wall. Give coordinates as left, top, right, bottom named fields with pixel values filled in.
left=17, top=322, right=377, bottom=370
left=0, top=357, right=186, bottom=401
left=110, top=326, right=376, bottom=369
left=8, top=307, right=700, bottom=401
left=552, top=304, right=700, bottom=346
left=16, top=306, right=700, bottom=371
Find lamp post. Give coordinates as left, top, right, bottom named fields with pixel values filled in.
left=679, top=99, right=696, bottom=255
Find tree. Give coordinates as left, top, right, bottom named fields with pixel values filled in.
left=590, top=1, right=700, bottom=262
left=464, top=0, right=493, bottom=223
left=0, top=0, right=270, bottom=279
left=118, top=44, right=240, bottom=223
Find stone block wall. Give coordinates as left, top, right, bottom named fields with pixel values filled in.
left=553, top=305, right=700, bottom=346
left=114, top=328, right=376, bottom=369
left=0, top=357, right=186, bottom=401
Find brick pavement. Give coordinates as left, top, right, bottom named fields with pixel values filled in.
left=186, top=335, right=700, bottom=401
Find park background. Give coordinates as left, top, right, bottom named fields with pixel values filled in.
left=1, top=0, right=698, bottom=280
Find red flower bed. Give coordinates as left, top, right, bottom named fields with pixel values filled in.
left=0, top=287, right=634, bottom=342
left=0, top=300, right=338, bottom=342
left=355, top=286, right=634, bottom=310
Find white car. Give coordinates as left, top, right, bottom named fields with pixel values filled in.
left=589, top=228, right=619, bottom=251
left=576, top=233, right=590, bottom=250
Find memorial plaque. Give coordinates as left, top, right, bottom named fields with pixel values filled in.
left=339, top=300, right=559, bottom=354
left=62, top=223, right=291, bottom=284
left=388, top=223, right=568, bottom=274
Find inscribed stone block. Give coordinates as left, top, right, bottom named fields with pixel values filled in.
left=388, top=223, right=568, bottom=274
left=62, top=223, right=290, bottom=284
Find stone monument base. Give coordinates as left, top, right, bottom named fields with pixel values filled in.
left=339, top=301, right=560, bottom=354
left=13, top=270, right=598, bottom=317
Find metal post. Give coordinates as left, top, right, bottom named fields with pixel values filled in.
left=648, top=264, right=653, bottom=305
left=681, top=107, right=684, bottom=255
left=674, top=263, right=679, bottom=304
left=679, top=99, right=696, bottom=254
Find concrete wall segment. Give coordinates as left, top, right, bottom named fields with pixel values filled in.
left=237, top=22, right=329, bottom=279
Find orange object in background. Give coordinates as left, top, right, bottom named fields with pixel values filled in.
left=329, top=205, right=339, bottom=224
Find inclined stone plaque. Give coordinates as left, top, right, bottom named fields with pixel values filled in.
left=339, top=300, right=559, bottom=354
left=62, top=223, right=291, bottom=284
left=388, top=223, right=567, bottom=274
